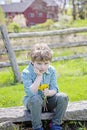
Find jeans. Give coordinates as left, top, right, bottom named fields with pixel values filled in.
left=27, top=92, right=68, bottom=129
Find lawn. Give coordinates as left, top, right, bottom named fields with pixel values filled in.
left=0, top=57, right=87, bottom=108
left=0, top=19, right=87, bottom=108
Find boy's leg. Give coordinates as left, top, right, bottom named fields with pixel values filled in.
left=47, top=92, right=68, bottom=125
left=27, top=95, right=43, bottom=130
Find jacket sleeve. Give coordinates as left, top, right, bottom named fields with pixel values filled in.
left=49, top=68, right=59, bottom=92
left=21, top=69, right=36, bottom=98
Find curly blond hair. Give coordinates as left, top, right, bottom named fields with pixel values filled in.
left=30, top=44, right=52, bottom=62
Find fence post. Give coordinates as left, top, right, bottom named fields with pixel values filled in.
left=0, top=25, right=21, bottom=83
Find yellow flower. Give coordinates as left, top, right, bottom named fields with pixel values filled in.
left=38, top=84, right=49, bottom=91
left=38, top=84, right=49, bottom=111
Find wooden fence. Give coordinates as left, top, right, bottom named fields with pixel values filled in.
left=0, top=25, right=87, bottom=82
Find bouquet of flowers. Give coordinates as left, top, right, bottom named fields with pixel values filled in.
left=38, top=84, right=49, bottom=111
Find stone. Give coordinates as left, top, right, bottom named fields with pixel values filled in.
left=0, top=101, right=87, bottom=123
left=0, top=121, right=18, bottom=130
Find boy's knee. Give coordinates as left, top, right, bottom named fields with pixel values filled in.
left=56, top=92, right=69, bottom=103
left=30, top=95, right=43, bottom=105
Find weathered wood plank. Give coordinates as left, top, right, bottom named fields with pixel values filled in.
left=8, top=27, right=87, bottom=38
left=0, top=101, right=87, bottom=123
left=0, top=41, right=87, bottom=55
left=52, top=53, right=87, bottom=61
left=0, top=61, right=29, bottom=68
left=0, top=25, right=21, bottom=82
left=0, top=53, right=87, bottom=68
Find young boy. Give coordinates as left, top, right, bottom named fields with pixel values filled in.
left=22, top=44, right=68, bottom=130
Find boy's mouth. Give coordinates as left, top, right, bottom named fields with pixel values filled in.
left=40, top=70, right=45, bottom=72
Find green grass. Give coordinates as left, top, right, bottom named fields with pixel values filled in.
left=0, top=68, right=14, bottom=86
left=20, top=19, right=87, bottom=32
left=0, top=84, right=24, bottom=107
left=59, top=75, right=87, bottom=101
left=0, top=57, right=87, bottom=107
left=51, top=59, right=87, bottom=102
left=69, top=19, right=87, bottom=28
left=0, top=19, right=87, bottom=108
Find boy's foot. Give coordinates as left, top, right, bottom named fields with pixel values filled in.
left=49, top=123, right=62, bottom=130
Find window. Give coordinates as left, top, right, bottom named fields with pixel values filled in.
left=28, top=13, right=34, bottom=17
left=29, top=22, right=35, bottom=26
left=37, top=12, right=43, bottom=17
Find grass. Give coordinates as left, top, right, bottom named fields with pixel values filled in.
left=52, top=58, right=87, bottom=102
left=19, top=19, right=87, bottom=32
left=59, top=75, right=87, bottom=101
left=0, top=57, right=87, bottom=107
left=0, top=84, right=24, bottom=107
left=69, top=19, right=87, bottom=28
left=0, top=19, right=87, bottom=108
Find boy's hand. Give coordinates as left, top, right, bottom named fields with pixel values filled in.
left=34, top=68, right=42, bottom=76
left=43, top=88, right=50, bottom=96
left=43, top=89, right=57, bottom=97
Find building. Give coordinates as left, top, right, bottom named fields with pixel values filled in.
left=1, top=0, right=58, bottom=27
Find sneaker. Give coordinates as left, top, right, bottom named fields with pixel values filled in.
left=49, top=123, right=62, bottom=130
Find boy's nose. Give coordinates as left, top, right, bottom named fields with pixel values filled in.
left=40, top=65, right=44, bottom=69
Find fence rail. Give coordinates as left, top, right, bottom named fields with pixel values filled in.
left=0, top=53, right=87, bottom=68
left=0, top=41, right=87, bottom=55
left=8, top=27, right=87, bottom=38
left=0, top=25, right=87, bottom=82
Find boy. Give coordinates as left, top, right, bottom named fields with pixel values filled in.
left=22, top=44, right=68, bottom=130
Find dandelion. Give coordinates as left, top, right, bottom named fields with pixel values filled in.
left=38, top=84, right=48, bottom=91
left=38, top=84, right=49, bottom=111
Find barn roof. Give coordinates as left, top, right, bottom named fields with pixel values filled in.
left=1, top=0, right=35, bottom=13
left=1, top=0, right=57, bottom=13
left=43, top=0, right=57, bottom=6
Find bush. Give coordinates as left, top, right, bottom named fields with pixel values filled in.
left=7, top=22, right=21, bottom=33
left=29, top=19, right=54, bottom=31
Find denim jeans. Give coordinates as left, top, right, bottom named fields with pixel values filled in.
left=27, top=92, right=68, bottom=129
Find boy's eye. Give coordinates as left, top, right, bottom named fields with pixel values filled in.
left=37, top=62, right=49, bottom=65
left=45, top=63, right=48, bottom=65
left=38, top=63, right=42, bottom=65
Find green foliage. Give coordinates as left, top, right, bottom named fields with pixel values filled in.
left=20, top=19, right=87, bottom=32
left=29, top=19, right=54, bottom=31
left=0, top=6, right=6, bottom=24
left=69, top=19, right=87, bottom=28
left=7, top=22, right=21, bottom=32
left=43, top=19, right=54, bottom=30
left=17, top=19, right=87, bottom=32
left=63, top=121, right=87, bottom=130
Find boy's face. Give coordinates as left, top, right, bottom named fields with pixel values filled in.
left=33, top=61, right=50, bottom=74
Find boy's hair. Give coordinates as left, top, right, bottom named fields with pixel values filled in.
left=30, top=44, right=52, bottom=62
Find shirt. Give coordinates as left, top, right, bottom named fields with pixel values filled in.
left=22, top=62, right=59, bottom=106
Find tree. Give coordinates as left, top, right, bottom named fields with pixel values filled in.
left=72, top=0, right=77, bottom=20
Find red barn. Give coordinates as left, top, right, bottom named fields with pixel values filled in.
left=1, top=0, right=58, bottom=27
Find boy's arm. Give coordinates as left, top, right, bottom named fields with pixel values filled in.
left=43, top=88, right=57, bottom=97
left=22, top=68, right=43, bottom=96
left=30, top=74, right=42, bottom=93
left=43, top=68, right=58, bottom=97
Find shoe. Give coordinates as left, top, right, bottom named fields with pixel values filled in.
left=34, top=127, right=44, bottom=130
left=49, top=122, right=62, bottom=130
